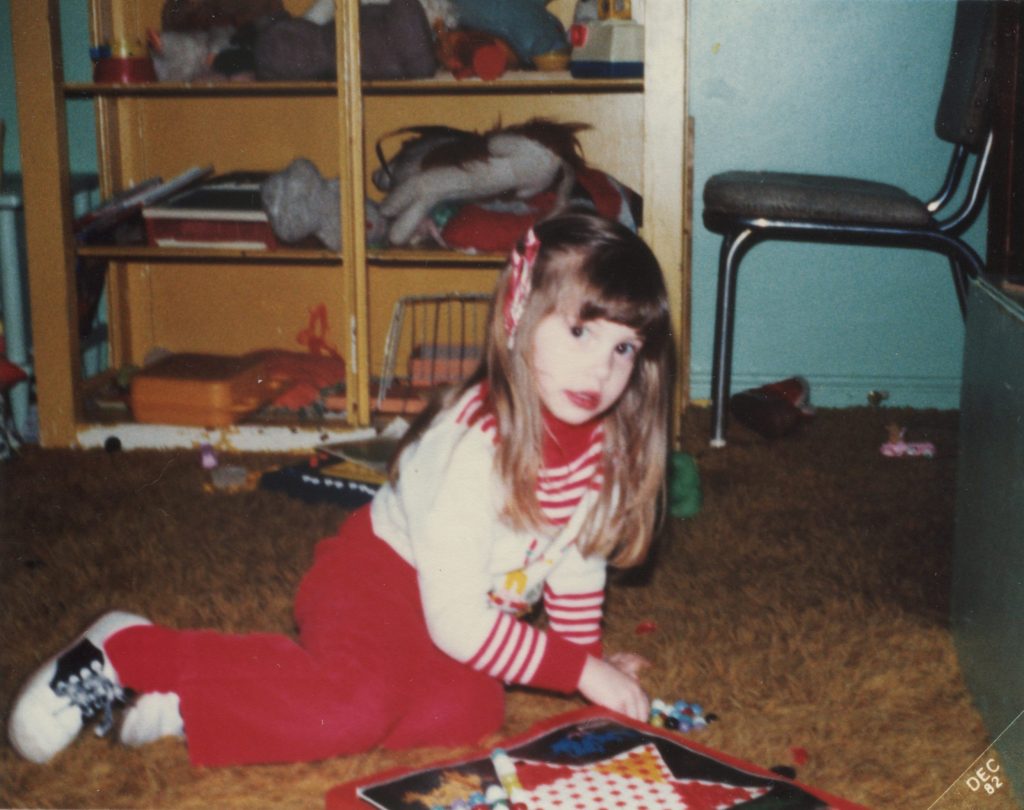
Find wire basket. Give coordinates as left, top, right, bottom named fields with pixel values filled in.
left=376, top=293, right=492, bottom=414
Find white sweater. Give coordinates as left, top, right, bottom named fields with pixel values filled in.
left=370, top=385, right=607, bottom=694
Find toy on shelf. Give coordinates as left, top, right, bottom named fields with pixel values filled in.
left=260, top=159, right=338, bottom=251
left=260, top=158, right=388, bottom=251
left=148, top=0, right=437, bottom=82
left=448, top=0, right=569, bottom=68
left=376, top=293, right=491, bottom=414
left=159, top=0, right=285, bottom=32
left=360, top=0, right=438, bottom=80
left=569, top=0, right=644, bottom=79
left=434, top=25, right=519, bottom=80
left=129, top=352, right=280, bottom=427
left=91, top=38, right=158, bottom=84
left=371, top=116, right=641, bottom=251
left=373, top=118, right=594, bottom=246
left=880, top=424, right=936, bottom=458
left=147, top=26, right=237, bottom=82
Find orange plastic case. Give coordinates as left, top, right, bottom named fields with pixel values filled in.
left=130, top=353, right=279, bottom=427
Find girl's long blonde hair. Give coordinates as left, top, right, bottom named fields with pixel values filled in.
left=392, top=212, right=674, bottom=568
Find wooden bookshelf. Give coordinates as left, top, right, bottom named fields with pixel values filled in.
left=11, top=0, right=688, bottom=448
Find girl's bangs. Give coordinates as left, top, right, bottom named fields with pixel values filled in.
left=575, top=286, right=670, bottom=346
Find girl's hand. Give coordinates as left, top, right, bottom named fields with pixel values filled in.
left=578, top=655, right=650, bottom=722
left=605, top=651, right=652, bottom=681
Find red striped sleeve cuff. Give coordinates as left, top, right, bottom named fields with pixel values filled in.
left=465, top=612, right=591, bottom=694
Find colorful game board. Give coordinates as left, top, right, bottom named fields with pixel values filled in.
left=326, top=707, right=866, bottom=809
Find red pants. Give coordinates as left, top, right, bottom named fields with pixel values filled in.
left=106, top=506, right=504, bottom=767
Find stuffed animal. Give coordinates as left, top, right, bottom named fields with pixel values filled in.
left=433, top=25, right=518, bottom=80
left=148, top=26, right=238, bottom=81
left=262, top=159, right=341, bottom=250
left=449, top=0, right=569, bottom=65
left=439, top=164, right=641, bottom=252
left=359, top=0, right=438, bottom=80
left=374, top=118, right=588, bottom=245
left=160, top=0, right=284, bottom=31
left=252, top=16, right=336, bottom=80
left=261, top=158, right=388, bottom=250
left=153, top=0, right=437, bottom=82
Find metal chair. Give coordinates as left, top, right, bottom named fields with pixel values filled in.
left=702, top=0, right=999, bottom=447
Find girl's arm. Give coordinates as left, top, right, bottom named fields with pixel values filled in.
left=394, top=428, right=593, bottom=694
left=543, top=545, right=606, bottom=657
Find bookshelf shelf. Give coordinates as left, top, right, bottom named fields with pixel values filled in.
left=63, top=80, right=338, bottom=97
left=76, top=244, right=342, bottom=264
left=362, top=71, right=642, bottom=96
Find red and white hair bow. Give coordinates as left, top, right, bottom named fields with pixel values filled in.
left=503, top=227, right=541, bottom=349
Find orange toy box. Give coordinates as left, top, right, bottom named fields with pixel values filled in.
left=130, top=352, right=282, bottom=427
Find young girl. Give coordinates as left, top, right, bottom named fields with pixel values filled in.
left=9, top=211, right=675, bottom=768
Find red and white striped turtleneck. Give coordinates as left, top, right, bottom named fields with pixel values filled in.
left=539, top=409, right=605, bottom=651
left=371, top=384, right=610, bottom=696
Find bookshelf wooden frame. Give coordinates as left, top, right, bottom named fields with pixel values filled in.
left=10, top=0, right=689, bottom=448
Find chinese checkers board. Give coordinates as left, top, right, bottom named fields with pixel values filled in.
left=326, top=707, right=865, bottom=810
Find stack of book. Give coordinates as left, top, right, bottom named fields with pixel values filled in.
left=141, top=171, right=278, bottom=250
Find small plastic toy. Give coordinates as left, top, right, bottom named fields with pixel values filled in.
left=434, top=26, right=519, bottom=80
left=649, top=698, right=716, bottom=733
left=668, top=450, right=701, bottom=519
left=880, top=424, right=936, bottom=458
left=200, top=442, right=218, bottom=469
left=450, top=0, right=569, bottom=65
left=569, top=0, right=643, bottom=78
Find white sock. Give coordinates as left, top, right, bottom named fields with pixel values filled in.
left=119, top=692, right=185, bottom=747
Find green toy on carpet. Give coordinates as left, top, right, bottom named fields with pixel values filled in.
left=668, top=451, right=701, bottom=519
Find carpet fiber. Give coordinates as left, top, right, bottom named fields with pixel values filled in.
left=0, top=407, right=1001, bottom=808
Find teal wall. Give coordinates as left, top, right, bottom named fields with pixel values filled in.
left=2, top=1, right=987, bottom=407
left=1, top=1, right=96, bottom=176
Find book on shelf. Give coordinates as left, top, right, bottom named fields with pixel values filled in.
left=74, top=165, right=212, bottom=242
left=141, top=171, right=278, bottom=250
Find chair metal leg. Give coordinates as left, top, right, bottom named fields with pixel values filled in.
left=709, top=229, right=755, bottom=447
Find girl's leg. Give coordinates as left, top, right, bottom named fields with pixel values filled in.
left=297, top=506, right=506, bottom=751
left=11, top=505, right=507, bottom=767
left=107, top=624, right=399, bottom=766
left=108, top=507, right=420, bottom=766
left=381, top=649, right=505, bottom=750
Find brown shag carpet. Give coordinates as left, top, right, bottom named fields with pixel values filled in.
left=0, top=407, right=1002, bottom=809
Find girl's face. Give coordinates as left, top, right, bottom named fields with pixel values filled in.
left=530, top=310, right=643, bottom=425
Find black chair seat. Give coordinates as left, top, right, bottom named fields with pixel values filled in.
left=703, top=171, right=933, bottom=230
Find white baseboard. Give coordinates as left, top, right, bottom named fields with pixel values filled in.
left=689, top=371, right=962, bottom=409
